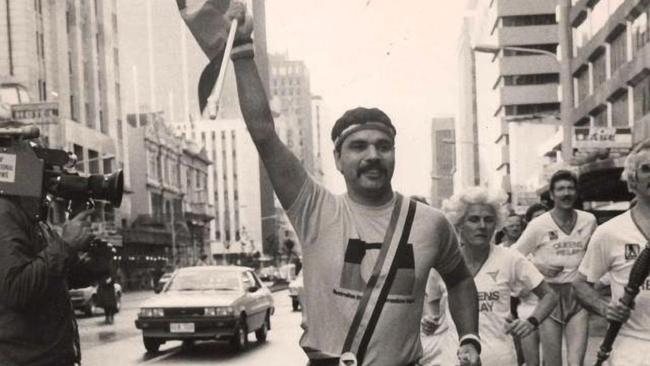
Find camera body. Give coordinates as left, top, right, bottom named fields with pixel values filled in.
left=0, top=123, right=123, bottom=220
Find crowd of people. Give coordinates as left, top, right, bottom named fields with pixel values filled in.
left=221, top=3, right=650, bottom=365
left=418, top=162, right=650, bottom=366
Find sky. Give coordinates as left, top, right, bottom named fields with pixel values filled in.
left=264, top=0, right=467, bottom=196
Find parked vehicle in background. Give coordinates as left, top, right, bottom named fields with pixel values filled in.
left=135, top=266, right=275, bottom=353
left=288, top=271, right=303, bottom=311
left=257, top=266, right=281, bottom=287
left=154, top=272, right=174, bottom=293
left=70, top=283, right=123, bottom=316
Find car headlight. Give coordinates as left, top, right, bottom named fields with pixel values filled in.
left=139, top=308, right=164, bottom=317
left=204, top=307, right=234, bottom=317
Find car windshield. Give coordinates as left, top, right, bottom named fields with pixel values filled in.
left=167, top=270, right=241, bottom=291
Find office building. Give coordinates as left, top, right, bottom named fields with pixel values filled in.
left=458, top=0, right=562, bottom=210
left=431, top=117, right=456, bottom=208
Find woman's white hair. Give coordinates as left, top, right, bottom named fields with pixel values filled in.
left=441, top=186, right=508, bottom=228
left=622, top=139, right=650, bottom=194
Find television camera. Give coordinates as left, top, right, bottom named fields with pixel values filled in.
left=0, top=122, right=123, bottom=261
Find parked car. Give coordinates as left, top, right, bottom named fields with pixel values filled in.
left=135, top=266, right=275, bottom=353
left=257, top=266, right=281, bottom=287
left=288, top=271, right=303, bottom=311
left=154, top=272, right=174, bottom=293
left=70, top=283, right=122, bottom=316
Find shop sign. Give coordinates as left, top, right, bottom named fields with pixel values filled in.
left=11, top=102, right=59, bottom=125
left=573, top=127, right=632, bottom=150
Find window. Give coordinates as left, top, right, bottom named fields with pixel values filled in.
left=632, top=10, right=650, bottom=55
left=633, top=74, right=650, bottom=121
left=504, top=103, right=560, bottom=116
left=592, top=52, right=607, bottom=88
left=610, top=30, right=627, bottom=74
left=573, top=19, right=591, bottom=57
left=592, top=107, right=607, bottom=127
left=88, top=149, right=100, bottom=174
left=503, top=44, right=557, bottom=57
left=611, top=91, right=628, bottom=127
left=502, top=14, right=556, bottom=27
left=575, top=66, right=590, bottom=103
left=74, top=144, right=85, bottom=172
left=503, top=73, right=559, bottom=86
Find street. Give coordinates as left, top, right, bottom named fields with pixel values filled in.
left=77, top=290, right=308, bottom=366
left=76, top=289, right=609, bottom=366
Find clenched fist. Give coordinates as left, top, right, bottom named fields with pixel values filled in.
left=224, top=1, right=254, bottom=41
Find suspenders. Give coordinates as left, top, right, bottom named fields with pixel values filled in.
left=341, top=194, right=417, bottom=365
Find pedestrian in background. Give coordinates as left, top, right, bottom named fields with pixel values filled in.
left=500, top=213, right=524, bottom=247
left=224, top=3, right=482, bottom=365
left=513, top=170, right=597, bottom=366
left=442, top=187, right=558, bottom=366
left=97, top=276, right=117, bottom=325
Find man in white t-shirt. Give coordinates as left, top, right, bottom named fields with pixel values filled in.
left=513, top=170, right=597, bottom=366
left=573, top=140, right=650, bottom=366
left=224, top=4, right=481, bottom=365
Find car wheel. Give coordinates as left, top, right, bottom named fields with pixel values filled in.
left=292, top=298, right=300, bottom=312
left=84, top=298, right=97, bottom=317
left=181, top=340, right=194, bottom=350
left=143, top=337, right=161, bottom=353
left=230, top=317, right=248, bottom=351
left=255, top=314, right=269, bottom=343
left=115, top=293, right=122, bottom=313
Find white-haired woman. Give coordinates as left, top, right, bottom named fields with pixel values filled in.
left=434, top=187, right=558, bottom=365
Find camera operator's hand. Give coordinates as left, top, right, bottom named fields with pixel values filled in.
left=61, top=210, right=94, bottom=252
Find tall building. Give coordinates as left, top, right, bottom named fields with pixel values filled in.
left=431, top=117, right=456, bottom=208
left=0, top=0, right=127, bottom=231
left=176, top=118, right=263, bottom=263
left=119, top=0, right=279, bottom=258
left=269, top=53, right=315, bottom=174
left=553, top=0, right=640, bottom=217
left=458, top=0, right=562, bottom=210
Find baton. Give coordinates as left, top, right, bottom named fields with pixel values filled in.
left=593, top=244, right=650, bottom=366
left=206, top=18, right=238, bottom=120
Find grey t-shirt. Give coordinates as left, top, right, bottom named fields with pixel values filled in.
left=287, top=179, right=462, bottom=366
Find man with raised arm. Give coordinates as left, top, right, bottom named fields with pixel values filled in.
left=225, top=4, right=480, bottom=366
left=573, top=140, right=650, bottom=366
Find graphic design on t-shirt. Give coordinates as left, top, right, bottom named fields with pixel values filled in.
left=487, top=271, right=499, bottom=282
left=335, top=238, right=415, bottom=302
left=626, top=243, right=641, bottom=260
left=477, top=290, right=501, bottom=312
left=548, top=231, right=558, bottom=241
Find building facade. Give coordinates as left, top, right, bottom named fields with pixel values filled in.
left=269, top=53, right=316, bottom=175
left=125, top=112, right=212, bottom=288
left=431, top=117, right=456, bottom=208
left=458, top=0, right=563, bottom=210
left=176, top=118, right=263, bottom=263
left=0, top=0, right=128, bottom=233
left=560, top=0, right=641, bottom=213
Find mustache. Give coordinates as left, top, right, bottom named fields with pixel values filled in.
left=357, top=162, right=387, bottom=177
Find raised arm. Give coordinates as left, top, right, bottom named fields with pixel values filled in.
left=228, top=6, right=308, bottom=209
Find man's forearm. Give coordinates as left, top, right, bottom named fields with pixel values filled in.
left=232, top=57, right=276, bottom=144
left=231, top=54, right=308, bottom=209
left=447, top=276, right=479, bottom=338
left=573, top=276, right=608, bottom=317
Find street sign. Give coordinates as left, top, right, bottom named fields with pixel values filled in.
left=573, top=127, right=632, bottom=150
left=11, top=102, right=59, bottom=125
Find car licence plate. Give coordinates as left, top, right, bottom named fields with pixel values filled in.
left=170, top=323, right=195, bottom=333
